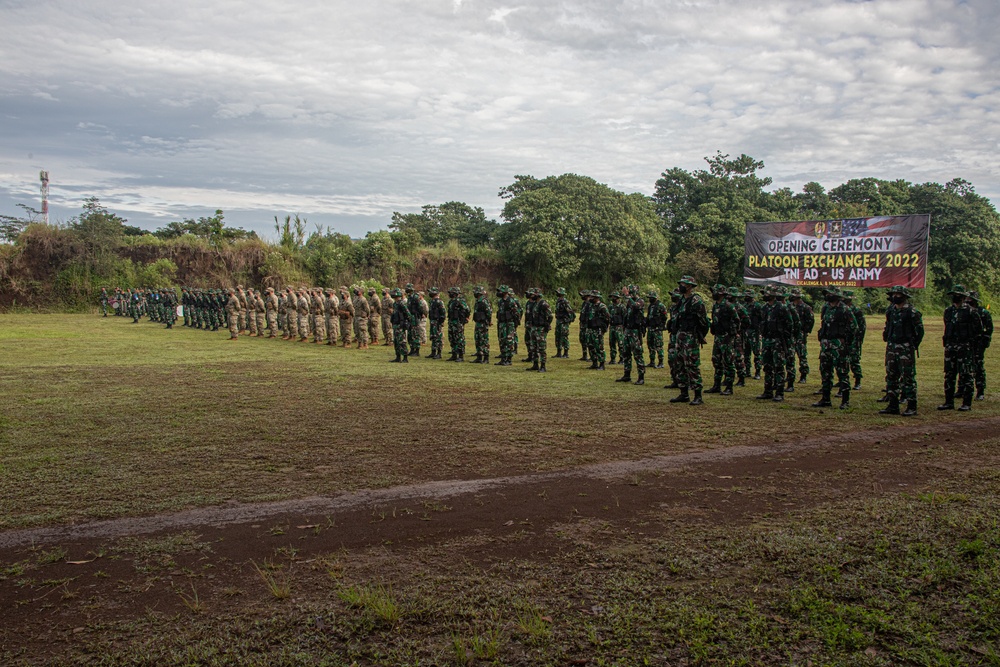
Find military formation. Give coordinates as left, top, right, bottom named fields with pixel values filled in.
left=104, top=277, right=992, bottom=416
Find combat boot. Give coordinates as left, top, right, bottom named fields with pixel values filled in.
left=876, top=393, right=890, bottom=403
left=812, top=391, right=832, bottom=408
left=456, top=354, right=465, bottom=362
left=753, top=372, right=761, bottom=380
left=756, top=386, right=774, bottom=400
left=937, top=389, right=955, bottom=410
left=598, top=362, right=605, bottom=371
left=839, top=388, right=851, bottom=410
left=799, top=373, right=808, bottom=384
left=609, top=353, right=617, bottom=365
left=448, top=351, right=457, bottom=361
left=704, top=381, right=722, bottom=394
left=670, top=388, right=690, bottom=403
left=720, top=382, right=733, bottom=396
left=902, top=400, right=918, bottom=417
left=633, top=372, right=644, bottom=386
left=656, top=356, right=664, bottom=369
left=580, top=352, right=589, bottom=361
left=663, top=380, right=680, bottom=389
left=589, top=358, right=599, bottom=369
left=879, top=396, right=900, bottom=415
left=772, top=389, right=784, bottom=402
left=402, top=355, right=408, bottom=363
left=616, top=371, right=632, bottom=383
left=959, top=389, right=973, bottom=411
left=390, top=354, right=401, bottom=363
left=538, top=363, right=546, bottom=373
left=976, top=388, right=986, bottom=401
left=786, top=378, right=795, bottom=393
left=689, top=389, right=704, bottom=406
left=853, top=379, right=862, bottom=391
left=527, top=361, right=539, bottom=371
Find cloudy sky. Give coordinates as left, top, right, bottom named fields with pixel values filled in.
left=1, top=0, right=997, bottom=238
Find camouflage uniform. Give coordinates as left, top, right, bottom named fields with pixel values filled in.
left=254, top=291, right=266, bottom=336
left=527, top=291, right=553, bottom=371
left=405, top=285, right=421, bottom=355
left=731, top=289, right=750, bottom=385
left=670, top=277, right=710, bottom=404
left=665, top=292, right=682, bottom=389
left=791, top=293, right=814, bottom=383
left=237, top=287, right=250, bottom=334
left=389, top=289, right=412, bottom=362
left=743, top=291, right=763, bottom=379
left=939, top=285, right=984, bottom=411
left=844, top=293, right=866, bottom=389
left=608, top=293, right=626, bottom=365
left=646, top=294, right=667, bottom=369
left=367, top=288, right=381, bottom=344
left=522, top=289, right=537, bottom=362
left=325, top=289, right=340, bottom=345
left=339, top=287, right=354, bottom=346
left=310, top=289, right=327, bottom=344
left=284, top=288, right=299, bottom=340
left=586, top=292, right=610, bottom=369
left=813, top=288, right=859, bottom=409
left=473, top=287, right=493, bottom=363
left=418, top=293, right=429, bottom=345
left=577, top=291, right=592, bottom=361
left=617, top=292, right=646, bottom=384
left=225, top=290, right=241, bottom=339
left=352, top=288, right=370, bottom=348
left=968, top=291, right=993, bottom=400
left=427, top=288, right=446, bottom=358
left=783, top=294, right=801, bottom=390
left=495, top=287, right=517, bottom=365
left=879, top=286, right=924, bottom=416
left=297, top=290, right=312, bottom=341
left=554, top=289, right=575, bottom=357
left=265, top=288, right=279, bottom=337
left=447, top=288, right=471, bottom=361
left=707, top=285, right=739, bottom=394
left=381, top=290, right=394, bottom=346
left=759, top=288, right=792, bottom=402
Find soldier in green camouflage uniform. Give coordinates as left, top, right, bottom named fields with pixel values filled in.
left=706, top=285, right=739, bottom=395
left=968, top=291, right=993, bottom=400
left=554, top=288, right=575, bottom=358
left=758, top=287, right=792, bottom=402
left=813, top=287, right=859, bottom=410
left=578, top=290, right=592, bottom=361
left=670, top=276, right=709, bottom=405
left=729, top=287, right=749, bottom=387
left=389, top=288, right=411, bottom=362
left=404, top=284, right=421, bottom=356
left=586, top=291, right=609, bottom=370
left=843, top=291, right=866, bottom=390
left=496, top=286, right=517, bottom=366
left=608, top=292, right=626, bottom=365
left=527, top=289, right=552, bottom=372
left=790, top=290, right=814, bottom=384
left=616, top=290, right=646, bottom=385
left=473, top=286, right=492, bottom=364
left=781, top=290, right=800, bottom=393
left=665, top=290, right=683, bottom=389
left=939, top=285, right=984, bottom=411
left=646, top=291, right=667, bottom=370
left=522, top=288, right=537, bottom=363
left=447, top=287, right=471, bottom=362
left=878, top=286, right=924, bottom=416
left=427, top=287, right=446, bottom=359
left=743, top=290, right=763, bottom=379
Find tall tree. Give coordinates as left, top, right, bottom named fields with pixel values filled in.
left=389, top=201, right=499, bottom=247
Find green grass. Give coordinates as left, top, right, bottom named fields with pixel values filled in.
left=0, top=313, right=996, bottom=529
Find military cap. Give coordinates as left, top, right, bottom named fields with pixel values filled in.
left=825, top=286, right=842, bottom=297
left=611, top=291, right=621, bottom=298
left=266, top=287, right=274, bottom=293
left=368, top=287, right=376, bottom=293
left=339, top=285, right=349, bottom=292
left=428, top=286, right=440, bottom=295
left=711, top=283, right=726, bottom=294
left=678, top=275, right=697, bottom=287
left=405, top=283, right=415, bottom=292
left=947, top=284, right=969, bottom=296
left=842, top=290, right=854, bottom=299
left=474, top=286, right=486, bottom=295
left=556, top=288, right=566, bottom=296
left=535, top=289, right=544, bottom=297
left=647, top=290, right=659, bottom=300
left=390, top=287, right=403, bottom=297
left=578, top=289, right=587, bottom=296
left=627, top=284, right=638, bottom=294
left=891, top=286, right=911, bottom=297
left=968, top=290, right=981, bottom=302
left=591, top=290, right=602, bottom=299
left=790, top=289, right=802, bottom=298
left=743, top=289, right=755, bottom=298
left=727, top=287, right=741, bottom=297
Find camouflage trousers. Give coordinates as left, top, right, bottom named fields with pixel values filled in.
left=974, top=343, right=987, bottom=394
left=368, top=317, right=379, bottom=344
left=474, top=323, right=489, bottom=358
left=850, top=335, right=865, bottom=381
left=354, top=317, right=369, bottom=346
left=885, top=342, right=917, bottom=402
left=579, top=324, right=588, bottom=356
left=393, top=325, right=408, bottom=358
left=498, top=322, right=516, bottom=362
left=586, top=327, right=606, bottom=364
left=382, top=316, right=392, bottom=345
left=675, top=331, right=703, bottom=391
left=609, top=325, right=624, bottom=361
left=944, top=343, right=975, bottom=398
left=532, top=327, right=548, bottom=365
left=668, top=332, right=681, bottom=386
left=524, top=324, right=536, bottom=360
left=266, top=311, right=278, bottom=337
left=448, top=321, right=466, bottom=358
left=819, top=338, right=851, bottom=393
left=647, top=329, right=663, bottom=366
left=408, top=323, right=421, bottom=352
left=256, top=312, right=266, bottom=336
left=555, top=322, right=571, bottom=353
left=327, top=316, right=338, bottom=344
left=419, top=318, right=428, bottom=344
left=712, top=334, right=738, bottom=385
left=313, top=314, right=327, bottom=343
left=733, top=333, right=746, bottom=380
left=277, top=311, right=286, bottom=331
left=298, top=314, right=311, bottom=339
left=622, top=328, right=645, bottom=374
left=429, top=320, right=443, bottom=355
left=227, top=312, right=240, bottom=338
left=744, top=330, right=762, bottom=376
left=793, top=335, right=809, bottom=378
left=246, top=310, right=257, bottom=335
left=762, top=337, right=788, bottom=392
left=285, top=310, right=298, bottom=339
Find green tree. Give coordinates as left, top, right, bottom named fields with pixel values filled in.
left=497, top=174, right=668, bottom=285
left=0, top=203, right=42, bottom=242
left=274, top=214, right=307, bottom=251
left=153, top=210, right=256, bottom=246
left=389, top=201, right=498, bottom=247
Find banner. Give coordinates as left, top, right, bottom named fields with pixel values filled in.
left=744, top=215, right=930, bottom=288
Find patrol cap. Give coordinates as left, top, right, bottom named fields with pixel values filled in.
left=391, top=288, right=403, bottom=297
left=556, top=288, right=566, bottom=296
left=591, top=290, right=602, bottom=299
left=428, top=286, right=440, bottom=295
left=825, top=286, right=842, bottom=297
left=368, top=287, right=376, bottom=293
left=627, top=284, right=638, bottom=294
left=842, top=290, right=854, bottom=299
left=678, top=275, right=698, bottom=287
left=535, top=289, right=544, bottom=297
left=947, top=284, right=969, bottom=296
left=790, top=289, right=802, bottom=299
left=727, top=287, right=741, bottom=298
left=405, top=283, right=415, bottom=292
left=712, top=283, right=726, bottom=294
left=743, top=289, right=755, bottom=298
left=611, top=291, right=621, bottom=299
left=647, top=290, right=659, bottom=300
left=968, top=290, right=981, bottom=302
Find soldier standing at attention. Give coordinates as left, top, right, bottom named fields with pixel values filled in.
left=254, top=289, right=266, bottom=337
left=381, top=288, right=393, bottom=346
left=527, top=289, right=552, bottom=372
left=311, top=287, right=327, bottom=344
left=100, top=287, right=109, bottom=317
left=757, top=287, right=788, bottom=402
left=813, top=287, right=858, bottom=410
left=578, top=290, right=592, bottom=361
left=670, top=276, right=709, bottom=405
left=389, top=288, right=411, bottom=363
left=878, top=286, right=924, bottom=416
left=707, top=285, right=738, bottom=396
left=447, top=286, right=471, bottom=362
left=325, top=288, right=340, bottom=345
left=522, top=288, right=537, bottom=364
left=235, top=286, right=249, bottom=334
left=790, top=290, right=814, bottom=384
left=843, top=291, right=866, bottom=390
left=367, top=288, right=381, bottom=345
left=405, top=284, right=421, bottom=356
left=495, top=286, right=518, bottom=366
left=472, top=286, right=492, bottom=364
left=967, top=291, right=992, bottom=401
left=264, top=287, right=279, bottom=338
left=617, top=290, right=646, bottom=385
left=427, top=287, right=446, bottom=359
left=352, top=286, right=371, bottom=349
left=781, top=290, right=800, bottom=393
left=225, top=288, right=241, bottom=340
left=939, top=285, right=984, bottom=411
left=608, top=292, right=625, bottom=365
left=283, top=287, right=298, bottom=340
left=338, top=286, right=354, bottom=347
left=664, top=290, right=682, bottom=389
left=295, top=288, right=310, bottom=342
left=646, top=291, right=667, bottom=370
left=417, top=291, right=430, bottom=346
left=587, top=291, right=610, bottom=371
left=729, top=287, right=750, bottom=387
left=554, top=288, right=575, bottom=358
left=743, top=290, right=763, bottom=380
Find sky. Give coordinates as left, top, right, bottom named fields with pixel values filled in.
left=1, top=0, right=997, bottom=239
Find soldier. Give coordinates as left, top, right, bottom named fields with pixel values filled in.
left=389, top=288, right=411, bottom=363
left=99, top=287, right=109, bottom=317
left=353, top=286, right=371, bottom=349
left=578, top=290, right=592, bottom=361
left=939, top=285, right=984, bottom=411
left=418, top=291, right=429, bottom=345
left=843, top=290, right=866, bottom=390
left=252, top=289, right=265, bottom=338
left=495, top=286, right=518, bottom=366
left=782, top=290, right=801, bottom=393
left=608, top=292, right=626, bottom=365
left=813, top=287, right=858, bottom=410
left=743, top=290, right=762, bottom=380
left=235, top=286, right=249, bottom=334
left=617, top=289, right=646, bottom=385
left=729, top=287, right=750, bottom=387
left=757, top=287, right=789, bottom=402
left=380, top=288, right=393, bottom=346
left=512, top=289, right=523, bottom=356
left=324, top=288, right=339, bottom=345
left=967, top=291, right=992, bottom=401
left=664, top=290, right=682, bottom=389
left=670, top=276, right=709, bottom=405
left=472, top=286, right=492, bottom=364
left=554, top=288, right=575, bottom=358
left=427, top=287, right=446, bottom=359
left=264, top=287, right=279, bottom=338
left=311, top=287, right=327, bottom=344
left=878, top=286, right=924, bottom=416
left=225, top=288, right=241, bottom=340
left=646, top=291, right=667, bottom=370
left=447, top=286, right=471, bottom=362
left=338, top=286, right=354, bottom=347
left=295, top=288, right=310, bottom=342
left=276, top=289, right=286, bottom=333
left=522, top=288, right=538, bottom=363
left=284, top=287, right=299, bottom=340
left=707, top=285, right=739, bottom=395
left=527, top=289, right=553, bottom=372
left=405, top=284, right=421, bottom=356
left=587, top=291, right=610, bottom=371
left=367, top=287, right=381, bottom=345
left=790, top=290, right=814, bottom=384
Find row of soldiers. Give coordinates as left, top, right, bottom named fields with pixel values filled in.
left=101, top=287, right=179, bottom=327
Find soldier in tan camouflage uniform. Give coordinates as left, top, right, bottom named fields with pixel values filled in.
left=353, top=286, right=371, bottom=349
left=418, top=291, right=429, bottom=344
left=381, top=288, right=393, bottom=346
left=325, top=288, right=340, bottom=345
left=311, top=287, right=327, bottom=344
left=283, top=287, right=298, bottom=340
left=253, top=289, right=267, bottom=337
left=367, top=287, right=381, bottom=344
left=225, top=288, right=241, bottom=340
left=296, top=288, right=311, bottom=342
left=338, top=286, right=354, bottom=346
left=236, top=285, right=250, bottom=334
left=265, top=287, right=279, bottom=338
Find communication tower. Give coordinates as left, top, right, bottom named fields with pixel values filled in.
left=39, top=170, right=49, bottom=225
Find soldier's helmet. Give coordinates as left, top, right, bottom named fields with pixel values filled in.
left=678, top=275, right=698, bottom=287
left=947, top=284, right=969, bottom=296
left=556, top=288, right=566, bottom=296
left=405, top=283, right=415, bottom=292
left=647, top=290, right=659, bottom=300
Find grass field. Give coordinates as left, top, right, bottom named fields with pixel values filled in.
left=1, top=313, right=999, bottom=665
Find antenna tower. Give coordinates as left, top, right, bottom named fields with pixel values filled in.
left=39, top=170, right=49, bottom=225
